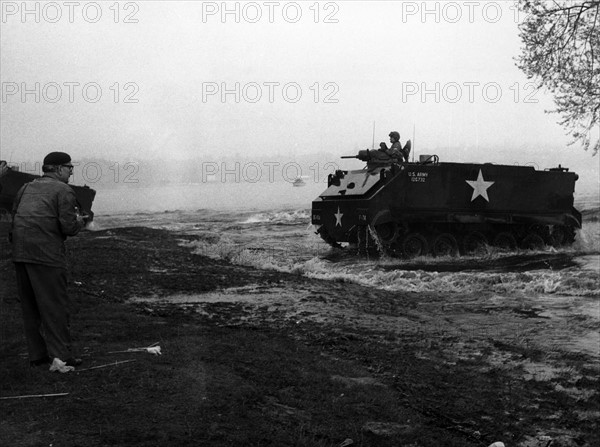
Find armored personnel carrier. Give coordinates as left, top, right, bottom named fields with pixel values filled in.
left=0, top=160, right=96, bottom=222
left=311, top=149, right=581, bottom=257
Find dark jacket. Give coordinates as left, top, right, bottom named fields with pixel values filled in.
left=11, top=176, right=82, bottom=268
left=388, top=141, right=403, bottom=159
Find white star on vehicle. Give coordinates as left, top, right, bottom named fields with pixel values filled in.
left=334, top=207, right=343, bottom=226
left=466, top=169, right=495, bottom=202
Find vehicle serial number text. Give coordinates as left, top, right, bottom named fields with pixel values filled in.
left=409, top=172, right=428, bottom=183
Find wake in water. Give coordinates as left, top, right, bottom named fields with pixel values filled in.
left=180, top=212, right=600, bottom=297
left=239, top=209, right=311, bottom=225
left=96, top=203, right=600, bottom=297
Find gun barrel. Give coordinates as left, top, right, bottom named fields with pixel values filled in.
left=340, top=155, right=358, bottom=159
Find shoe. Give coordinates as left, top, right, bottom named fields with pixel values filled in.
left=29, top=356, right=51, bottom=367
left=64, top=358, right=82, bottom=367
left=49, top=358, right=75, bottom=373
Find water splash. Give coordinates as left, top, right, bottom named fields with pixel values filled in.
left=99, top=206, right=600, bottom=298
left=239, top=209, right=310, bottom=225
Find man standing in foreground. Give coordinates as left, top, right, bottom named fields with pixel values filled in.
left=11, top=152, right=87, bottom=372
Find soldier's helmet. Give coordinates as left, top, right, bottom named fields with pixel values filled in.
left=389, top=131, right=400, bottom=141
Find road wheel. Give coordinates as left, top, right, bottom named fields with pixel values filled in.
left=402, top=233, right=429, bottom=258
left=462, top=231, right=489, bottom=254
left=432, top=233, right=459, bottom=257
left=521, top=232, right=545, bottom=250
left=550, top=226, right=568, bottom=247
left=375, top=222, right=398, bottom=244
left=563, top=226, right=576, bottom=244
left=493, top=231, right=517, bottom=250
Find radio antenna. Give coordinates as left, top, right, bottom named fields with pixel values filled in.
left=412, top=124, right=415, bottom=162
left=372, top=122, right=376, bottom=149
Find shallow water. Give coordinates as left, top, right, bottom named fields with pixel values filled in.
left=101, top=188, right=598, bottom=365
left=93, top=188, right=600, bottom=300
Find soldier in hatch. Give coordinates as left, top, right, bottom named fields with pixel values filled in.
left=379, top=131, right=409, bottom=162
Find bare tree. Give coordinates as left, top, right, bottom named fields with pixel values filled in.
left=517, top=0, right=599, bottom=155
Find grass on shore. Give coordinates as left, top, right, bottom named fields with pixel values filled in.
left=1, top=226, right=598, bottom=447
left=0, top=227, right=465, bottom=447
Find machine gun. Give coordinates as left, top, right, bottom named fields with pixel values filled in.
left=341, top=149, right=391, bottom=162
left=341, top=140, right=412, bottom=164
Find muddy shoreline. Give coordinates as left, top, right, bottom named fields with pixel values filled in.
left=1, top=226, right=598, bottom=447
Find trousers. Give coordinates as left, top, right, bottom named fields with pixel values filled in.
left=14, top=262, right=72, bottom=361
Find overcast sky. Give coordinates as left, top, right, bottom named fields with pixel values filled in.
left=1, top=1, right=598, bottom=176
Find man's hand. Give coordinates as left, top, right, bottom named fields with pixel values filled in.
left=76, top=213, right=89, bottom=226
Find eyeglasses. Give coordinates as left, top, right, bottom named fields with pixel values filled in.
left=61, top=164, right=74, bottom=170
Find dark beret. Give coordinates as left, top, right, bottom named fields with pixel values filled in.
left=43, top=152, right=71, bottom=166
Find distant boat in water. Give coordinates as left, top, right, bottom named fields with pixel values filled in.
left=292, top=177, right=306, bottom=187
